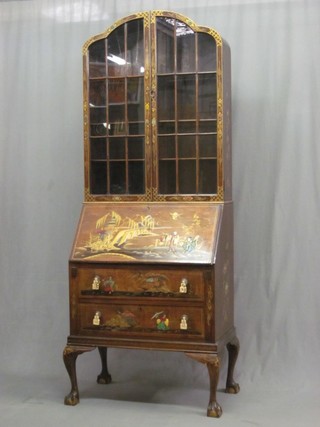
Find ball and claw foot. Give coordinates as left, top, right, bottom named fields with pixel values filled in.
left=207, top=401, right=223, bottom=418
left=226, top=380, right=240, bottom=394
left=64, top=391, right=79, bottom=406
left=97, top=373, right=112, bottom=385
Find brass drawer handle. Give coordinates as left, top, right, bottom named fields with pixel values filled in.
left=179, top=278, right=188, bottom=294
left=92, top=275, right=101, bottom=290
left=180, top=314, right=188, bottom=330
left=93, top=311, right=102, bottom=326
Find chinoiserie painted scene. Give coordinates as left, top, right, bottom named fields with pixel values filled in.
left=71, top=202, right=222, bottom=264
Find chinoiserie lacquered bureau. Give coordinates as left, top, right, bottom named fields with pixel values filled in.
left=63, top=10, right=239, bottom=418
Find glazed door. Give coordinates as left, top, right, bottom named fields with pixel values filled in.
left=84, top=16, right=152, bottom=200
left=152, top=14, right=219, bottom=200
left=83, top=12, right=223, bottom=201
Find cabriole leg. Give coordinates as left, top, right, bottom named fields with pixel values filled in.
left=63, top=345, right=95, bottom=405
left=226, top=336, right=240, bottom=394
left=97, top=347, right=112, bottom=384
left=185, top=352, right=222, bottom=418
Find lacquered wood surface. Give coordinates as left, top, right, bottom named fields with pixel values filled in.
left=70, top=202, right=222, bottom=264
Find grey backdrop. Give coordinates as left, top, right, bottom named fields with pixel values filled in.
left=0, top=0, right=319, bottom=425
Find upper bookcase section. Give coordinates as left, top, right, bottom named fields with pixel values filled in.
left=82, top=11, right=232, bottom=202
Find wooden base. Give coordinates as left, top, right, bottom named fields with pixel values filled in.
left=63, top=336, right=239, bottom=417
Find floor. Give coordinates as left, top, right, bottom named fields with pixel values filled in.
left=0, top=373, right=318, bottom=427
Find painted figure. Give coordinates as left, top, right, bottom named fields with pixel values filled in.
left=152, top=311, right=169, bottom=330
left=103, top=276, right=116, bottom=294
left=168, top=231, right=179, bottom=253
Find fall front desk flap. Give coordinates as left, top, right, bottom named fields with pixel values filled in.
left=70, top=202, right=223, bottom=265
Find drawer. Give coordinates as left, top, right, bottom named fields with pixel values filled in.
left=71, top=265, right=205, bottom=300
left=77, top=302, right=205, bottom=339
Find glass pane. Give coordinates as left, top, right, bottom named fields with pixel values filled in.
left=177, top=21, right=195, bottom=73
left=128, top=104, right=144, bottom=122
left=158, top=121, right=175, bottom=134
left=179, top=160, right=196, bottom=193
left=90, top=162, right=107, bottom=194
left=90, top=107, right=106, bottom=123
left=91, top=123, right=107, bottom=137
left=128, top=161, right=145, bottom=193
left=198, top=74, right=216, bottom=119
left=158, top=136, right=176, bottom=159
left=88, top=39, right=106, bottom=78
left=128, top=77, right=143, bottom=104
left=90, top=138, right=107, bottom=159
left=109, top=138, right=125, bottom=159
left=198, top=33, right=216, bottom=72
left=127, top=20, right=144, bottom=75
left=107, top=24, right=125, bottom=77
left=128, top=137, right=144, bottom=159
left=89, top=80, right=106, bottom=106
left=128, top=122, right=144, bottom=135
left=159, top=161, right=176, bottom=194
left=199, top=135, right=217, bottom=157
left=108, top=78, right=125, bottom=104
left=89, top=39, right=105, bottom=62
left=178, top=135, right=196, bottom=158
left=178, top=121, right=196, bottom=133
left=110, top=161, right=126, bottom=193
left=199, top=159, right=217, bottom=193
left=156, top=17, right=174, bottom=74
left=109, top=106, right=125, bottom=134
left=177, top=75, right=196, bottom=120
left=157, top=76, right=175, bottom=121
left=127, top=77, right=144, bottom=121
left=199, top=120, right=217, bottom=133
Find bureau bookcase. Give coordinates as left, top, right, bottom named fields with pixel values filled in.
left=63, top=10, right=240, bottom=417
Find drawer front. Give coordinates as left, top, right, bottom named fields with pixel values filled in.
left=72, top=265, right=205, bottom=300
left=77, top=302, right=205, bottom=339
